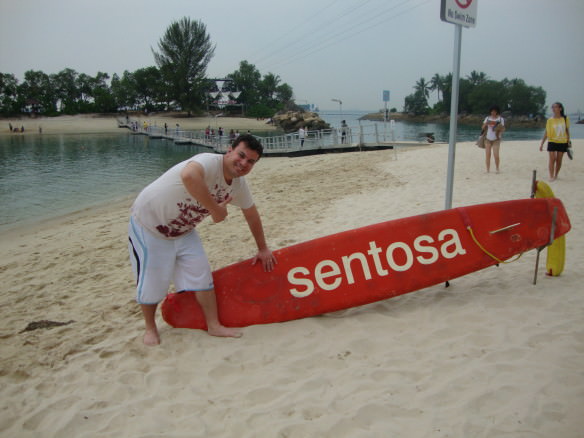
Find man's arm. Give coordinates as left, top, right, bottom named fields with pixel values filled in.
left=181, top=161, right=231, bottom=223
left=241, top=204, right=277, bottom=272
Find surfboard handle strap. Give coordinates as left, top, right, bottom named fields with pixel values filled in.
left=489, top=223, right=521, bottom=234
left=466, top=226, right=523, bottom=265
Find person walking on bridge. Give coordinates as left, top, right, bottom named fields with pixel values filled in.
left=298, top=126, right=306, bottom=148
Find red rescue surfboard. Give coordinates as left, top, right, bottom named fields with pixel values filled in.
left=161, top=198, right=571, bottom=330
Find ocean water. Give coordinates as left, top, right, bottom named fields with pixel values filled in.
left=1, top=115, right=582, bottom=232
left=319, top=110, right=584, bottom=142
left=0, top=134, right=209, bottom=232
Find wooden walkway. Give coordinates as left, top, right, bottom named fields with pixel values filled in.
left=117, top=118, right=439, bottom=157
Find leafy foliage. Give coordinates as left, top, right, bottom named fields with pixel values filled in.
left=152, top=17, right=215, bottom=115
left=0, top=19, right=296, bottom=118
left=405, top=71, right=546, bottom=117
left=224, top=60, right=294, bottom=116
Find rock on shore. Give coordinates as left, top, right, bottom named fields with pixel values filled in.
left=272, top=111, right=331, bottom=133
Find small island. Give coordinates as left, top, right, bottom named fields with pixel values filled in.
left=371, top=71, right=550, bottom=129
left=359, top=111, right=546, bottom=128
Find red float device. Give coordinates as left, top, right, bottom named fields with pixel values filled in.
left=162, top=198, right=571, bottom=330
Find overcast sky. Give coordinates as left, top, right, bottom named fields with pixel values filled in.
left=1, top=0, right=583, bottom=114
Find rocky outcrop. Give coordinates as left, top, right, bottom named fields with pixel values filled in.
left=272, top=111, right=331, bottom=133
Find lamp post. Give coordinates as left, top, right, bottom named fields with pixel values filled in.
left=331, top=98, right=343, bottom=121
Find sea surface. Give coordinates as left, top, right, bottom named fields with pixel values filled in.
left=1, top=113, right=582, bottom=232
left=320, top=110, right=584, bottom=142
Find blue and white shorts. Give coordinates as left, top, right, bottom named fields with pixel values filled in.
left=128, top=216, right=214, bottom=304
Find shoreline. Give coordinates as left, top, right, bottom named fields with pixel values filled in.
left=0, top=195, right=135, bottom=242
left=0, top=113, right=279, bottom=136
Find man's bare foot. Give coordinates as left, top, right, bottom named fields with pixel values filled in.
left=143, top=328, right=161, bottom=346
left=207, top=324, right=242, bottom=338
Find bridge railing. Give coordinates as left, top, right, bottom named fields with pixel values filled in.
left=255, top=124, right=396, bottom=151
left=119, top=118, right=414, bottom=153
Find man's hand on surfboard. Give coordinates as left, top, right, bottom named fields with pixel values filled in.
left=252, top=247, right=277, bottom=272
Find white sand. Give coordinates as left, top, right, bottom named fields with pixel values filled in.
left=2, top=113, right=276, bottom=136
left=1, top=138, right=583, bottom=437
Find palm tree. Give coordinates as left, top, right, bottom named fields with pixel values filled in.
left=430, top=73, right=443, bottom=102
left=414, top=77, right=430, bottom=99
left=467, top=70, right=487, bottom=86
left=259, top=72, right=281, bottom=104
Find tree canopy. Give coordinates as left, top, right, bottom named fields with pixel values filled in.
left=404, top=71, right=546, bottom=117
left=152, top=17, right=215, bottom=115
left=0, top=17, right=295, bottom=117
left=225, top=61, right=293, bottom=118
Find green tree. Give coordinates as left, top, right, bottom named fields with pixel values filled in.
left=227, top=60, right=262, bottom=109
left=19, top=70, right=56, bottom=114
left=91, top=72, right=116, bottom=113
left=466, top=70, right=487, bottom=86
left=504, top=78, right=546, bottom=116
left=429, top=73, right=444, bottom=102
left=275, top=83, right=293, bottom=105
left=404, top=90, right=429, bottom=115
left=258, top=72, right=280, bottom=105
left=153, top=17, right=215, bottom=115
left=52, top=68, right=80, bottom=114
left=414, top=77, right=430, bottom=99
left=424, top=72, right=546, bottom=117
left=113, top=70, right=139, bottom=111
left=467, top=79, right=507, bottom=114
left=76, top=72, right=95, bottom=112
left=404, top=77, right=430, bottom=115
left=457, top=78, right=473, bottom=114
left=0, top=73, right=20, bottom=115
left=133, top=67, right=165, bottom=111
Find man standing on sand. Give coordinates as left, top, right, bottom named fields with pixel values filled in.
left=128, top=134, right=277, bottom=346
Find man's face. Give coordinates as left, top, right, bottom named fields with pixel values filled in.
left=224, top=142, right=260, bottom=180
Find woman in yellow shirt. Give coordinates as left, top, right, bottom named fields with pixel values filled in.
left=539, top=102, right=571, bottom=181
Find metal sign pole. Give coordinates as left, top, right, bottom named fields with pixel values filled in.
left=445, top=23, right=462, bottom=210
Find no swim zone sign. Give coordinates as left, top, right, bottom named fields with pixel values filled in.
left=440, top=0, right=478, bottom=28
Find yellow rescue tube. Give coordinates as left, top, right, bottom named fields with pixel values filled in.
left=534, top=181, right=566, bottom=276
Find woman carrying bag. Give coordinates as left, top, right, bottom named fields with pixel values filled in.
left=539, top=102, right=571, bottom=181
left=482, top=105, right=505, bottom=173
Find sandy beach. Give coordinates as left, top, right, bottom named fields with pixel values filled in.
left=1, top=113, right=277, bottom=136
left=1, top=129, right=582, bottom=436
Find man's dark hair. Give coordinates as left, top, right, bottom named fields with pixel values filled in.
left=233, top=134, right=264, bottom=158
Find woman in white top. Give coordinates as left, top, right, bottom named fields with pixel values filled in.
left=481, top=105, right=505, bottom=173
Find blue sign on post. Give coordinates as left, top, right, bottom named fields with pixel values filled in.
left=383, top=90, right=390, bottom=102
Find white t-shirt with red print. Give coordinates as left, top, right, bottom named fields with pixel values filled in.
left=483, top=116, right=504, bottom=141
left=131, top=153, right=254, bottom=238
